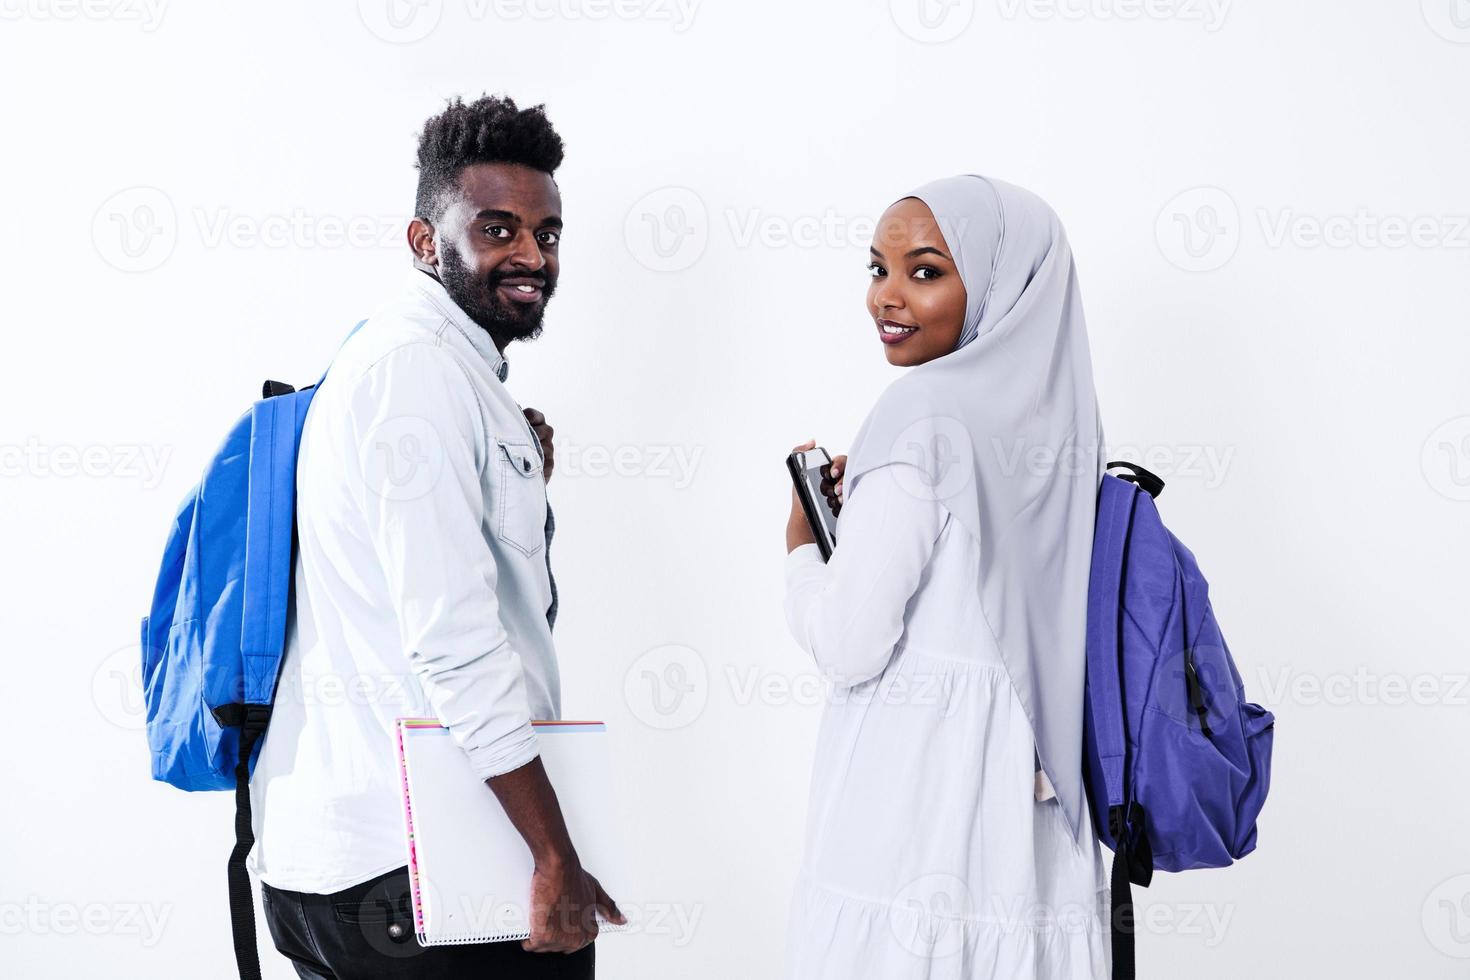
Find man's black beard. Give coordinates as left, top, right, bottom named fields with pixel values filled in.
left=437, top=242, right=556, bottom=345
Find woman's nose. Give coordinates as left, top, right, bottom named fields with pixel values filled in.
left=872, top=278, right=904, bottom=313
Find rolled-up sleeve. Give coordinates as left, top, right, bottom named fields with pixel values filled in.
left=784, top=462, right=946, bottom=688
left=348, top=343, right=538, bottom=780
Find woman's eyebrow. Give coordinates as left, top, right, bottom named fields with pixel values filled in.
left=869, top=244, right=950, bottom=260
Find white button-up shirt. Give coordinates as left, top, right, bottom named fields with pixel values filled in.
left=249, top=270, right=560, bottom=893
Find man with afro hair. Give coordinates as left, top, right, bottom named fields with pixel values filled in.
left=248, top=94, right=621, bottom=979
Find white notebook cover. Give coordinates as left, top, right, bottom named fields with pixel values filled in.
left=395, top=718, right=628, bottom=946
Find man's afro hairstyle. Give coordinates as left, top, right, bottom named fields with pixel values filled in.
left=414, top=94, right=564, bottom=223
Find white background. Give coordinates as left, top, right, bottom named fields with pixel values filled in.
left=2, top=0, right=1469, bottom=976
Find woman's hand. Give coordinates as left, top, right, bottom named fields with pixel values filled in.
left=787, top=440, right=819, bottom=553
left=819, top=454, right=846, bottom=519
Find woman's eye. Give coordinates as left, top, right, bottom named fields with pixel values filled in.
left=913, top=266, right=941, bottom=281
left=538, top=230, right=560, bottom=246
left=867, top=263, right=885, bottom=279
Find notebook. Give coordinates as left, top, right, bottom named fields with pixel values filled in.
left=395, top=717, right=628, bottom=946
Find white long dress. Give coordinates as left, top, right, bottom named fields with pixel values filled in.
left=783, top=461, right=1111, bottom=979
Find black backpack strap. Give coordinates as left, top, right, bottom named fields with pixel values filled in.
left=1109, top=801, right=1154, bottom=980
left=216, top=704, right=273, bottom=980
left=1105, top=460, right=1165, bottom=499
left=1110, top=838, right=1134, bottom=980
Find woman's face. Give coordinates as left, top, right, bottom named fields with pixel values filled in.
left=866, top=197, right=968, bottom=367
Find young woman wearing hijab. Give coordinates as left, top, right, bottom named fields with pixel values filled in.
left=783, top=176, right=1110, bottom=978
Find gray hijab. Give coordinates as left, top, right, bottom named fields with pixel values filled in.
left=844, top=175, right=1105, bottom=845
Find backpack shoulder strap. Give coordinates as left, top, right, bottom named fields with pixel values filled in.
left=1087, top=473, right=1137, bottom=811
left=225, top=320, right=366, bottom=980
left=1091, top=466, right=1174, bottom=980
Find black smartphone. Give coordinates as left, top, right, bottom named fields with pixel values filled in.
left=786, top=447, right=839, bottom=561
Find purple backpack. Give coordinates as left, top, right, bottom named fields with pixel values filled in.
left=1083, top=462, right=1275, bottom=979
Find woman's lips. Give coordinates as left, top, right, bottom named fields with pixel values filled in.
left=877, top=318, right=918, bottom=345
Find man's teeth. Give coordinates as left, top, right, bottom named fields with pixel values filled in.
left=513, top=284, right=538, bottom=293
left=882, top=323, right=915, bottom=334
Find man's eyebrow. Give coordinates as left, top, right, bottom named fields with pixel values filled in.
left=470, top=209, right=562, bottom=229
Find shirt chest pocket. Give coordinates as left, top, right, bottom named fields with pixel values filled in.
left=495, top=438, right=546, bottom=558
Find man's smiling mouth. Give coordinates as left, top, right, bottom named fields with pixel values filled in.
left=497, top=278, right=545, bottom=303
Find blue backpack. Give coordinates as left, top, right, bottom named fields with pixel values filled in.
left=140, top=324, right=360, bottom=980
left=1083, top=462, right=1275, bottom=980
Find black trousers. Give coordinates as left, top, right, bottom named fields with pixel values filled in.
left=260, top=866, right=595, bottom=979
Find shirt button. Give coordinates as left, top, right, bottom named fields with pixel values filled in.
left=387, top=923, right=405, bottom=940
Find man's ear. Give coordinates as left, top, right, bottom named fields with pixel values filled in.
left=407, top=217, right=438, bottom=266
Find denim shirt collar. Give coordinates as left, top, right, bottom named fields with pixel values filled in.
left=407, top=268, right=510, bottom=383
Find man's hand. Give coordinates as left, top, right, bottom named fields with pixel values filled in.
left=523, top=407, right=555, bottom=482
left=486, top=757, right=625, bottom=955
left=524, top=857, right=624, bottom=954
